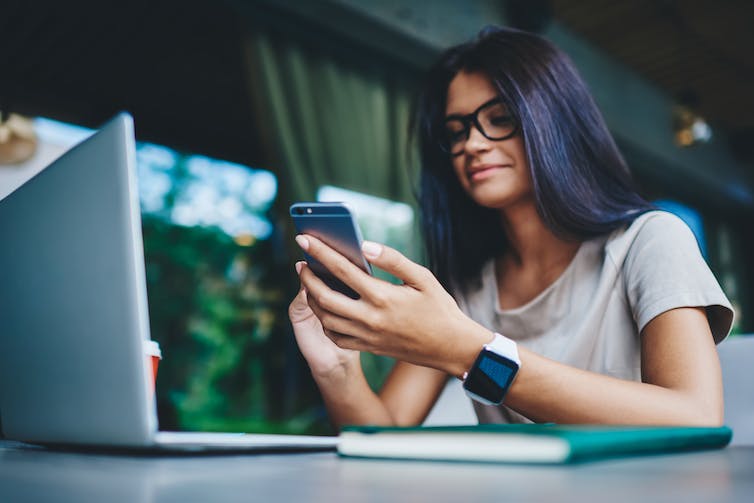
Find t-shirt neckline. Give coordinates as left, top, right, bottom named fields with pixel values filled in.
left=491, top=242, right=587, bottom=316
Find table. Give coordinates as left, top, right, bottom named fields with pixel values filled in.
left=1, top=441, right=753, bottom=502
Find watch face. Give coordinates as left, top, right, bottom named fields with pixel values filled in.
left=463, top=349, right=519, bottom=405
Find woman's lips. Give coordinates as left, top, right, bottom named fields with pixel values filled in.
left=467, top=165, right=509, bottom=182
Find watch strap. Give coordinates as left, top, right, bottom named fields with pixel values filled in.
left=487, top=332, right=520, bottom=365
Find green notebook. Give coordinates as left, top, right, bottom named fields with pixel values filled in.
left=337, top=424, right=732, bottom=464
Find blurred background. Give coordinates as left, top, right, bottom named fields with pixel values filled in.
left=1, top=0, right=753, bottom=435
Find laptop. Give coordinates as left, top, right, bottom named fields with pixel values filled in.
left=0, top=113, right=337, bottom=452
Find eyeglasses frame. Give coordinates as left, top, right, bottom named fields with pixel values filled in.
left=440, top=97, right=518, bottom=156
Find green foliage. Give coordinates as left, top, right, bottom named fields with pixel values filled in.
left=142, top=216, right=331, bottom=434
left=137, top=162, right=410, bottom=435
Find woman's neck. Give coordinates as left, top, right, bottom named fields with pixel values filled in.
left=498, top=202, right=579, bottom=271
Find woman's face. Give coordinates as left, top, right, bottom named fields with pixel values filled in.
left=445, top=71, right=534, bottom=211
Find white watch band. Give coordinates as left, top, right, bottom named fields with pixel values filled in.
left=461, top=332, right=519, bottom=381
left=486, top=332, right=520, bottom=365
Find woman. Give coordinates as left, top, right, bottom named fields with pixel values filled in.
left=289, top=26, right=733, bottom=428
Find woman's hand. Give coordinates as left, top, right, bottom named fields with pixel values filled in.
left=288, top=266, right=360, bottom=380
left=295, top=235, right=490, bottom=377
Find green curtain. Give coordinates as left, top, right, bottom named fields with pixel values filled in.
left=242, top=28, right=419, bottom=205
left=241, top=27, right=425, bottom=393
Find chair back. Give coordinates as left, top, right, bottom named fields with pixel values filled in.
left=718, top=336, right=754, bottom=445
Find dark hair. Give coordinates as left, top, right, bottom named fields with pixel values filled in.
left=413, top=26, right=653, bottom=291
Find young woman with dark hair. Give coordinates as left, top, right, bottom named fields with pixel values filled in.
left=289, top=27, right=733, bottom=427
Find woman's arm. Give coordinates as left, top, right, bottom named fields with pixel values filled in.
left=379, top=362, right=449, bottom=426
left=289, top=275, right=448, bottom=430
left=310, top=358, right=447, bottom=430
left=501, top=306, right=723, bottom=425
left=296, top=234, right=723, bottom=426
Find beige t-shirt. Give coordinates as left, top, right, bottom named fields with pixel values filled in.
left=454, top=210, right=734, bottom=424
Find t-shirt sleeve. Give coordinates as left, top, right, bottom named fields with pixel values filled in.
left=622, top=212, right=734, bottom=343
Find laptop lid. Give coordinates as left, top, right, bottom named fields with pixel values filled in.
left=0, top=113, right=157, bottom=447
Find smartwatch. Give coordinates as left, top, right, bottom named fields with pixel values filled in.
left=462, top=332, right=520, bottom=406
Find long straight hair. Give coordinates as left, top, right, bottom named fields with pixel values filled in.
left=413, top=26, right=653, bottom=291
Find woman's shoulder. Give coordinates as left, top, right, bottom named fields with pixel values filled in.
left=629, top=209, right=690, bottom=231
left=604, top=210, right=698, bottom=264
left=607, top=211, right=733, bottom=342
left=618, top=209, right=691, bottom=239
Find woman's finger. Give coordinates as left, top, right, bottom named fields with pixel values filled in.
left=295, top=234, right=375, bottom=297
left=361, top=241, right=434, bottom=290
left=298, top=261, right=362, bottom=319
left=288, top=265, right=315, bottom=323
left=323, top=329, right=369, bottom=352
left=306, top=289, right=372, bottom=341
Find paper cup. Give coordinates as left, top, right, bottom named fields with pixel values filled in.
left=143, top=339, right=162, bottom=388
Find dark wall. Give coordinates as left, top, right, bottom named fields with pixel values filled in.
left=1, top=0, right=261, bottom=165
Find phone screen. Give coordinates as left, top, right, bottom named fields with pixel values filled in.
left=290, top=202, right=372, bottom=299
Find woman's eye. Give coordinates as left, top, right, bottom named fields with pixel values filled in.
left=490, top=115, right=513, bottom=126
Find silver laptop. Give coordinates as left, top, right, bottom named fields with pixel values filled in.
left=0, top=113, right=337, bottom=452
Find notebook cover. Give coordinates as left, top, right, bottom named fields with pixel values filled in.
left=337, top=424, right=732, bottom=464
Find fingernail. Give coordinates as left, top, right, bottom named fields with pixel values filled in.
left=295, top=261, right=304, bottom=274
left=295, top=235, right=309, bottom=251
left=362, top=241, right=382, bottom=259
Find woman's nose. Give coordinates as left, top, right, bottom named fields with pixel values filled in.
left=463, top=125, right=491, bottom=153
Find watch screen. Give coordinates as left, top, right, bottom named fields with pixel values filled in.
left=464, top=350, right=518, bottom=404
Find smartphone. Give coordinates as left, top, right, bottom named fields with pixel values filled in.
left=290, top=202, right=372, bottom=299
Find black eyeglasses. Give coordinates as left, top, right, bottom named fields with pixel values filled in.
left=439, top=98, right=518, bottom=156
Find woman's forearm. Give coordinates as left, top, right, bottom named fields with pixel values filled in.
left=312, top=359, right=395, bottom=430
left=505, top=347, right=723, bottom=426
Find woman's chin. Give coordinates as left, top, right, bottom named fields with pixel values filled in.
left=469, top=183, right=515, bottom=208
left=466, top=184, right=529, bottom=210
